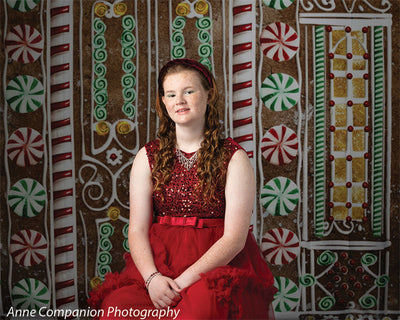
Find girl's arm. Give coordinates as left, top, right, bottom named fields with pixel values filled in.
left=128, top=147, right=180, bottom=308
left=174, top=149, right=255, bottom=289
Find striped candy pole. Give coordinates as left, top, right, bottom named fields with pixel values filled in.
left=372, top=26, right=384, bottom=236
left=231, top=1, right=256, bottom=159
left=313, top=25, right=326, bottom=237
left=48, top=0, right=78, bottom=311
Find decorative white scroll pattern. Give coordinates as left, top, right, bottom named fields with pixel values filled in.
left=299, top=0, right=391, bottom=13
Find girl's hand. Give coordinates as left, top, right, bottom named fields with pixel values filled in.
left=148, top=275, right=182, bottom=309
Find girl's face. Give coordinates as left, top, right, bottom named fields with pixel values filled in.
left=162, top=69, right=211, bottom=129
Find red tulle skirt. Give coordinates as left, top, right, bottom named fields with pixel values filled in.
left=88, top=222, right=276, bottom=320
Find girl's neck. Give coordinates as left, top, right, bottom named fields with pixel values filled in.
left=175, top=126, right=204, bottom=153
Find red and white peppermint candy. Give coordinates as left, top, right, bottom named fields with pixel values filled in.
left=261, top=125, right=298, bottom=165
left=7, top=127, right=44, bottom=167
left=260, top=22, right=299, bottom=61
left=5, top=24, right=43, bottom=63
left=10, top=229, right=48, bottom=267
left=261, top=228, right=300, bottom=265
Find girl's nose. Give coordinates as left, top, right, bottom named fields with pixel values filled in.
left=176, top=93, right=186, bottom=105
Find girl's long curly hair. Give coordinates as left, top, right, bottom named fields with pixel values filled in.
left=153, top=60, right=227, bottom=203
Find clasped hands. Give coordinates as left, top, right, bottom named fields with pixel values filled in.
left=147, top=274, right=189, bottom=309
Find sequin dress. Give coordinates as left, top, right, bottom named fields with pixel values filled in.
left=88, top=138, right=276, bottom=320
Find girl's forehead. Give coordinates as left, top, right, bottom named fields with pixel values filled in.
left=163, top=69, right=202, bottom=86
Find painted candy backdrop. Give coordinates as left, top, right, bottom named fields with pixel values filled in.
left=1, top=0, right=399, bottom=319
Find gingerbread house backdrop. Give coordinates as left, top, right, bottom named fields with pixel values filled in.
left=1, top=0, right=399, bottom=319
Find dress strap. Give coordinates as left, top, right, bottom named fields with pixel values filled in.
left=156, top=216, right=224, bottom=228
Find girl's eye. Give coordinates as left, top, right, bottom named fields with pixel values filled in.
left=166, top=94, right=175, bottom=98
left=185, top=90, right=194, bottom=95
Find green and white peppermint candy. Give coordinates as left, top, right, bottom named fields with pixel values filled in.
left=273, top=276, right=300, bottom=312
left=260, top=73, right=299, bottom=111
left=6, top=75, right=44, bottom=113
left=262, top=0, right=295, bottom=10
left=7, top=0, right=40, bottom=12
left=12, top=278, right=50, bottom=310
left=261, top=177, right=299, bottom=216
left=8, top=178, right=46, bottom=218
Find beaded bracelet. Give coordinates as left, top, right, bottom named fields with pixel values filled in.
left=145, top=271, right=161, bottom=290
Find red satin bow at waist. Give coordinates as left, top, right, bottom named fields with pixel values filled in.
left=156, top=215, right=225, bottom=228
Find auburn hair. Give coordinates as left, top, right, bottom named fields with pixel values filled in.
left=153, top=62, right=227, bottom=202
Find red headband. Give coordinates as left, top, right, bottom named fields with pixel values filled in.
left=158, top=59, right=213, bottom=93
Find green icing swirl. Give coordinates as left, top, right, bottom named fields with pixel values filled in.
left=99, top=222, right=114, bottom=237
left=98, top=251, right=112, bottom=264
left=317, top=250, right=336, bottom=266
left=122, top=103, right=135, bottom=119
left=196, top=17, right=212, bottom=30
left=172, top=46, right=186, bottom=59
left=123, top=88, right=136, bottom=103
left=122, top=15, right=135, bottom=31
left=99, top=237, right=112, bottom=251
left=122, top=60, right=136, bottom=74
left=198, top=30, right=210, bottom=43
left=359, top=295, right=377, bottom=309
left=93, top=18, right=106, bottom=34
left=299, top=274, right=316, bottom=287
left=172, top=16, right=186, bottom=30
left=318, top=296, right=335, bottom=311
left=121, top=46, right=136, bottom=59
left=93, top=48, right=107, bottom=63
left=94, top=89, right=108, bottom=106
left=97, top=264, right=112, bottom=278
left=123, top=224, right=130, bottom=251
left=94, top=63, right=107, bottom=77
left=171, top=31, right=185, bottom=46
left=375, top=275, right=389, bottom=287
left=200, top=58, right=212, bottom=72
left=122, top=223, right=129, bottom=237
left=94, top=106, right=107, bottom=121
left=94, top=77, right=107, bottom=90
left=123, top=239, right=130, bottom=252
left=93, top=16, right=108, bottom=121
left=121, top=15, right=137, bottom=119
left=93, top=34, right=106, bottom=48
left=361, top=253, right=377, bottom=266
left=198, top=43, right=212, bottom=58
left=121, top=30, right=136, bottom=47
left=170, top=17, right=186, bottom=60
left=121, top=74, right=136, bottom=87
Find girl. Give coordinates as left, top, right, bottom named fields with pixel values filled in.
left=88, top=59, right=276, bottom=319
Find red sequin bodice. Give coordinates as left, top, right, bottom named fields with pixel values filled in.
left=145, top=138, right=241, bottom=218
